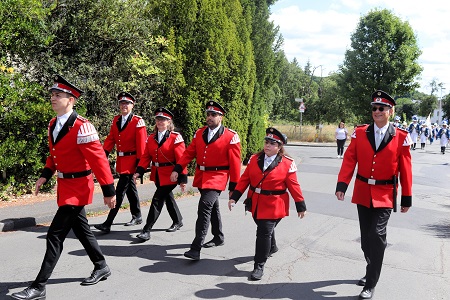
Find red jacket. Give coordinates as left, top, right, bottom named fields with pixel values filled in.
left=336, top=124, right=413, bottom=208
left=174, top=125, right=241, bottom=191
left=41, top=111, right=115, bottom=207
left=103, top=114, right=147, bottom=174
left=136, top=131, right=187, bottom=186
left=231, top=153, right=306, bottom=219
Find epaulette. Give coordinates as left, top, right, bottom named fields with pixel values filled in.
left=77, top=115, right=88, bottom=122
left=283, top=155, right=294, bottom=161
left=396, top=126, right=408, bottom=132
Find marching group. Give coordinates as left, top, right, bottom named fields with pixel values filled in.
left=11, top=75, right=412, bottom=300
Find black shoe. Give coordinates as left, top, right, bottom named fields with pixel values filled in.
left=202, top=239, right=224, bottom=248
left=136, top=230, right=151, bottom=241
left=166, top=222, right=183, bottom=232
left=94, top=223, right=111, bottom=233
left=184, top=249, right=200, bottom=261
left=124, top=217, right=142, bottom=226
left=268, top=246, right=279, bottom=257
left=11, top=287, right=46, bottom=300
left=359, top=287, right=374, bottom=299
left=357, top=276, right=366, bottom=286
left=80, top=265, right=111, bottom=286
left=250, top=264, right=264, bottom=281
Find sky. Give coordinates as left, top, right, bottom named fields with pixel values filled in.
left=270, top=0, right=450, bottom=96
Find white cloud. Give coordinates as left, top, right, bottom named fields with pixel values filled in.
left=271, top=0, right=450, bottom=94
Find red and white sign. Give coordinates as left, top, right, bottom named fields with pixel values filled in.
left=299, top=103, right=306, bottom=113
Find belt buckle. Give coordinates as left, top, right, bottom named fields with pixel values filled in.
left=154, top=162, right=160, bottom=167
left=118, top=152, right=124, bottom=156
left=57, top=172, right=64, bottom=178
left=199, top=166, right=205, bottom=171
left=255, top=188, right=261, bottom=193
left=368, top=178, right=376, bottom=185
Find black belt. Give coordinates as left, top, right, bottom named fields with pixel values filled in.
left=196, top=165, right=229, bottom=171
left=117, top=151, right=136, bottom=156
left=356, top=174, right=394, bottom=185
left=152, top=161, right=175, bottom=167
left=57, top=169, right=92, bottom=179
left=250, top=186, right=286, bottom=195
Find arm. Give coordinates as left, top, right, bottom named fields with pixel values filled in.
left=398, top=133, right=413, bottom=212
left=227, top=131, right=241, bottom=191
left=336, top=129, right=358, bottom=197
left=285, top=160, right=306, bottom=218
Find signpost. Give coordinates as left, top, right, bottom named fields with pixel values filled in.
left=295, top=98, right=305, bottom=138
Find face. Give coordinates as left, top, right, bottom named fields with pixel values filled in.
left=263, top=139, right=280, bottom=157
left=155, top=116, right=170, bottom=131
left=339, top=122, right=345, bottom=128
left=206, top=111, right=223, bottom=129
left=50, top=91, right=74, bottom=116
left=371, top=105, right=392, bottom=126
left=119, top=101, right=134, bottom=115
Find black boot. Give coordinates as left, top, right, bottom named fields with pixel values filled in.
left=250, top=262, right=264, bottom=280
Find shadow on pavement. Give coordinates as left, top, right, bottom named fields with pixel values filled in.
left=194, top=280, right=358, bottom=299
left=422, top=220, right=450, bottom=239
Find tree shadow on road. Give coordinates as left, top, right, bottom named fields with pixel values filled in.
left=422, top=220, right=450, bottom=238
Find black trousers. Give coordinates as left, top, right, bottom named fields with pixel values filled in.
left=32, top=205, right=106, bottom=289
left=253, top=217, right=280, bottom=264
left=143, top=172, right=182, bottom=231
left=357, top=204, right=392, bottom=288
left=336, top=139, right=346, bottom=155
left=104, top=174, right=141, bottom=225
left=191, top=189, right=223, bottom=251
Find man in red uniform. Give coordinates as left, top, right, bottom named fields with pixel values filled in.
left=170, top=100, right=241, bottom=260
left=94, top=92, right=147, bottom=233
left=335, top=90, right=413, bottom=300
left=11, top=75, right=116, bottom=300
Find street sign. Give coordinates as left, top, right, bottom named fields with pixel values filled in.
left=299, top=103, right=306, bottom=113
left=295, top=98, right=303, bottom=102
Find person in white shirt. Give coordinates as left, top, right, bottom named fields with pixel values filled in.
left=335, top=121, right=348, bottom=158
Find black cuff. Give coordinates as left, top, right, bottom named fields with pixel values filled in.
left=295, top=201, right=306, bottom=212
left=178, top=174, right=188, bottom=184
left=228, top=181, right=237, bottom=191
left=230, top=190, right=243, bottom=202
left=173, top=164, right=183, bottom=174
left=400, top=195, right=412, bottom=207
left=101, top=183, right=116, bottom=197
left=336, top=182, right=348, bottom=194
left=40, top=167, right=54, bottom=182
left=136, top=166, right=146, bottom=177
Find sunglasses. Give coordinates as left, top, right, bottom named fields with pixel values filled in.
left=372, top=106, right=390, bottom=112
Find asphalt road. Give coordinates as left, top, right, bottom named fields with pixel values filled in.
left=1, top=142, right=449, bottom=299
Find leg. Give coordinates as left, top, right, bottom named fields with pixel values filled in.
left=142, top=186, right=171, bottom=231
left=357, top=205, right=392, bottom=288
left=124, top=174, right=141, bottom=219
left=102, top=175, right=128, bottom=226
left=190, top=189, right=220, bottom=251
left=32, top=206, right=80, bottom=289
left=210, top=191, right=224, bottom=243
left=164, top=190, right=183, bottom=225
left=71, top=207, right=107, bottom=270
left=251, top=218, right=280, bottom=280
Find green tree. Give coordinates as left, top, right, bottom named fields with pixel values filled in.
left=339, top=8, right=422, bottom=122
left=418, top=95, right=437, bottom=117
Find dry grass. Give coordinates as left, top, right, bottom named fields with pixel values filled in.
left=275, top=124, right=341, bottom=142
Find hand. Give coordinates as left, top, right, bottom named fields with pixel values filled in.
left=335, top=191, right=345, bottom=201
left=228, top=200, right=236, bottom=211
left=34, top=177, right=47, bottom=196
left=104, top=196, right=116, bottom=209
left=298, top=211, right=306, bottom=218
left=180, top=183, right=186, bottom=193
left=170, top=171, right=178, bottom=182
left=132, top=173, right=140, bottom=184
left=400, top=206, right=410, bottom=213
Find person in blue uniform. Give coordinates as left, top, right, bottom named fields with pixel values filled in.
left=408, top=116, right=419, bottom=150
